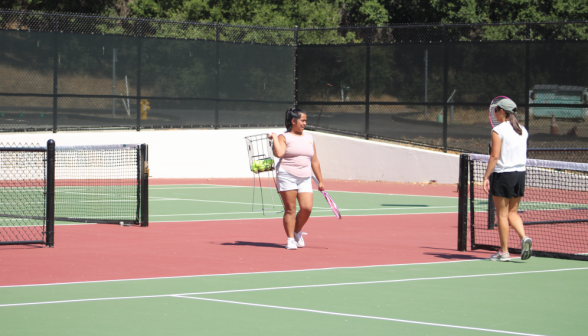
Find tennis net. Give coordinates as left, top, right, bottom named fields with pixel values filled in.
left=54, top=143, right=148, bottom=226
left=457, top=154, right=588, bottom=261
left=0, top=140, right=55, bottom=246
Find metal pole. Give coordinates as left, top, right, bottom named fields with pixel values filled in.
left=46, top=139, right=55, bottom=247
left=442, top=25, right=448, bottom=151
left=136, top=20, right=142, bottom=131
left=525, top=23, right=530, bottom=132
left=457, top=154, right=469, bottom=251
left=52, top=14, right=58, bottom=133
left=112, top=48, right=117, bottom=117
left=294, top=25, right=298, bottom=108
left=140, top=144, right=149, bottom=227
left=365, top=27, right=371, bottom=140
left=424, top=49, right=428, bottom=118
left=215, top=24, right=220, bottom=129
left=487, top=143, right=496, bottom=230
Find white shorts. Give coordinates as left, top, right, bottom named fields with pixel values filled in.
left=277, top=169, right=313, bottom=193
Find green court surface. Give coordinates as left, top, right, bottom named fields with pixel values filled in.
left=1, top=258, right=586, bottom=335
left=145, top=184, right=458, bottom=223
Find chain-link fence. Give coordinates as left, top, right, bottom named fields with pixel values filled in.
left=1, top=10, right=588, bottom=160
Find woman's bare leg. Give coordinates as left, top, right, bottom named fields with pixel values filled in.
left=507, top=197, right=526, bottom=239
left=493, top=196, right=511, bottom=253
left=280, top=190, right=298, bottom=238
left=294, top=192, right=313, bottom=233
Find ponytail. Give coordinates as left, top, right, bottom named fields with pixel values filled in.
left=506, top=110, right=523, bottom=135
left=285, top=108, right=306, bottom=132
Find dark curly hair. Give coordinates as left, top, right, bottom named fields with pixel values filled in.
left=285, top=108, right=306, bottom=132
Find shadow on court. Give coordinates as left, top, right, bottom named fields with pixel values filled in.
left=422, top=246, right=492, bottom=260
left=380, top=204, right=428, bottom=207
left=219, top=241, right=330, bottom=250
left=220, top=241, right=284, bottom=248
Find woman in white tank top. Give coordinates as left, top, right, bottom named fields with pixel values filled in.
left=483, top=97, right=533, bottom=261
left=268, top=108, right=326, bottom=250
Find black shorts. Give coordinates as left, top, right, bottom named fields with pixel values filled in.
left=490, top=171, right=526, bottom=198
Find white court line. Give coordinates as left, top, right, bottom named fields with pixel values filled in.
left=0, top=259, right=483, bottom=288
left=52, top=210, right=457, bottom=227
left=1, top=267, right=586, bottom=312
left=149, top=195, right=456, bottom=210
left=149, top=205, right=458, bottom=218
left=149, top=184, right=459, bottom=199
left=175, top=295, right=547, bottom=336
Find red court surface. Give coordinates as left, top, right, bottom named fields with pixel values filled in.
left=0, top=213, right=493, bottom=287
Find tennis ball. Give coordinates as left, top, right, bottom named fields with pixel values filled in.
left=264, top=158, right=274, bottom=169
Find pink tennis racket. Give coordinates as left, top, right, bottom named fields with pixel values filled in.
left=312, top=176, right=341, bottom=219
left=489, top=96, right=510, bottom=128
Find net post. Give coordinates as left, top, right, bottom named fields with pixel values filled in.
left=140, top=143, right=149, bottom=227
left=46, top=139, right=55, bottom=247
left=469, top=159, right=476, bottom=250
left=486, top=144, right=496, bottom=229
left=457, top=154, right=469, bottom=251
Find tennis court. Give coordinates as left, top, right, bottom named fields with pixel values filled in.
left=1, top=180, right=587, bottom=335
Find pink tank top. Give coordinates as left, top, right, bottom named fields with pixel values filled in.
left=277, top=132, right=314, bottom=178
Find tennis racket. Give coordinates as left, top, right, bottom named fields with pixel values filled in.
left=489, top=96, right=510, bottom=128
left=311, top=176, right=341, bottom=219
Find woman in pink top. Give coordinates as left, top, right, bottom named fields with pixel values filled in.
left=269, top=108, right=325, bottom=250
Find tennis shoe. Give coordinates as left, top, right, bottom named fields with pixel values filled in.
left=294, top=231, right=306, bottom=247
left=521, top=236, right=533, bottom=260
left=490, top=251, right=511, bottom=262
left=286, top=238, right=298, bottom=250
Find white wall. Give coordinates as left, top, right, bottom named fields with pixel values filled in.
left=0, top=129, right=458, bottom=182
left=311, top=132, right=459, bottom=184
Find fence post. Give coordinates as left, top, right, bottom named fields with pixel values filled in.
left=442, top=25, right=448, bottom=151
left=457, top=154, right=469, bottom=251
left=46, top=139, right=55, bottom=247
left=365, top=27, right=371, bottom=140
left=52, top=14, right=58, bottom=133
left=136, top=19, right=142, bottom=131
left=215, top=24, right=221, bottom=129
left=525, top=23, right=530, bottom=132
left=294, top=25, right=298, bottom=108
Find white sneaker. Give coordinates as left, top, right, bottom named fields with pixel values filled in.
left=521, top=236, right=533, bottom=260
left=490, top=251, right=511, bottom=262
left=294, top=231, right=306, bottom=247
left=286, top=238, right=298, bottom=250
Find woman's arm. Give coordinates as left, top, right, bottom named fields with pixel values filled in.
left=269, top=133, right=287, bottom=158
left=483, top=132, right=501, bottom=194
left=310, top=143, right=325, bottom=191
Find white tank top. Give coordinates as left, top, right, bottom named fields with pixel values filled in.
left=492, top=121, right=528, bottom=173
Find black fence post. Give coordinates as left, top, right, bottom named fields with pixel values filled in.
left=524, top=23, right=530, bottom=132
left=294, top=25, right=298, bottom=108
left=215, top=24, right=221, bottom=129
left=457, top=154, right=469, bottom=251
left=136, top=19, right=142, bottom=131
left=52, top=14, right=58, bottom=133
left=442, top=25, right=448, bottom=152
left=365, top=27, right=371, bottom=140
left=46, top=139, right=55, bottom=247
